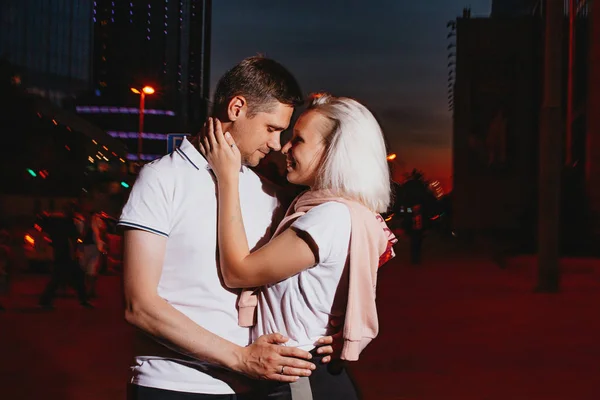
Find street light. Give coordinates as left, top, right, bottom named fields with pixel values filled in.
left=130, top=85, right=155, bottom=162
left=387, top=153, right=406, bottom=182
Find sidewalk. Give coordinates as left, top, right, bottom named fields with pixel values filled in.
left=0, top=236, right=599, bottom=399
left=351, top=235, right=600, bottom=399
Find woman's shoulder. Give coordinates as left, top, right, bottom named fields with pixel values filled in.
left=305, top=201, right=350, bottom=219
left=294, top=202, right=352, bottom=233
left=290, top=201, right=351, bottom=264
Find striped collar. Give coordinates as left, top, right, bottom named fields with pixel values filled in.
left=176, top=136, right=246, bottom=173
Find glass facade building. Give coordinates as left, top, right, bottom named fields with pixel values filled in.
left=78, top=0, right=212, bottom=160
left=0, top=0, right=93, bottom=100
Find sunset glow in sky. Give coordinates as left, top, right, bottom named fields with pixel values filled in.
left=210, top=0, right=492, bottom=191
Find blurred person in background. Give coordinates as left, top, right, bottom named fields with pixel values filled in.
left=76, top=200, right=107, bottom=299
left=407, top=204, right=424, bottom=265
left=0, top=228, right=12, bottom=311
left=39, top=202, right=92, bottom=309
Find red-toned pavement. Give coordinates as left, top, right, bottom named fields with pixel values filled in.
left=1, top=235, right=599, bottom=399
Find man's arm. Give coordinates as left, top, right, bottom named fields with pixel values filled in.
left=123, top=228, right=315, bottom=382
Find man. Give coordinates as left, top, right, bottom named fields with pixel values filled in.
left=121, top=57, right=332, bottom=399
left=39, top=202, right=92, bottom=309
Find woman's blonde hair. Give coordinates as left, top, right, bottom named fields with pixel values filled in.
left=307, top=93, right=391, bottom=213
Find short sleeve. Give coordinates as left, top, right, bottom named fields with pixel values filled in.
left=291, top=202, right=351, bottom=263
left=118, top=165, right=171, bottom=237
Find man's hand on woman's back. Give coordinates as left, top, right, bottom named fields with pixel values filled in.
left=235, top=333, right=315, bottom=382
left=234, top=330, right=341, bottom=383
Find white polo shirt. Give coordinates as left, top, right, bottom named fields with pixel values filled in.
left=119, top=137, right=282, bottom=394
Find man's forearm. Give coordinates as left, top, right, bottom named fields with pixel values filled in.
left=125, top=295, right=244, bottom=372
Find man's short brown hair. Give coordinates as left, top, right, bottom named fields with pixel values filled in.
left=212, top=56, right=303, bottom=118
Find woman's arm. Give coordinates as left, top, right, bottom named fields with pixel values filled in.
left=123, top=229, right=315, bottom=380
left=217, top=178, right=317, bottom=288
left=199, top=118, right=318, bottom=288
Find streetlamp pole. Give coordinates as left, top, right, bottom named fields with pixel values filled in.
left=131, top=86, right=155, bottom=164
left=138, top=91, right=145, bottom=162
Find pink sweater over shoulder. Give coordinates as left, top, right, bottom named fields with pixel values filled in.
left=237, top=189, right=397, bottom=361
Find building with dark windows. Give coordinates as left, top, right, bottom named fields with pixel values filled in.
left=451, top=16, right=542, bottom=237
left=491, top=0, right=543, bottom=17
left=451, top=0, right=600, bottom=251
left=0, top=0, right=93, bottom=104
left=0, top=1, right=132, bottom=217
left=572, top=0, right=600, bottom=240
left=0, top=62, right=131, bottom=220
left=77, top=0, right=212, bottom=162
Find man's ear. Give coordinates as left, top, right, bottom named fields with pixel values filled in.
left=227, top=95, right=247, bottom=121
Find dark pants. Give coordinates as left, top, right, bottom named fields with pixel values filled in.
left=256, top=352, right=359, bottom=400
left=127, top=385, right=255, bottom=400
left=39, top=256, right=88, bottom=305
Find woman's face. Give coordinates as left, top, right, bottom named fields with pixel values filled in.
left=281, top=110, right=330, bottom=187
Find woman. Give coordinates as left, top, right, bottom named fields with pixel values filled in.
left=200, top=93, right=397, bottom=399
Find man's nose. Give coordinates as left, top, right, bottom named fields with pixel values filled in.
left=268, top=133, right=282, bottom=152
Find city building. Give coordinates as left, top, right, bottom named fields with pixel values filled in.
left=0, top=1, right=127, bottom=177
left=571, top=0, right=600, bottom=238
left=0, top=1, right=130, bottom=216
left=491, top=0, right=543, bottom=17
left=451, top=16, right=542, bottom=235
left=77, top=0, right=212, bottom=161
left=0, top=0, right=93, bottom=105
left=0, top=70, right=129, bottom=220
left=451, top=0, right=600, bottom=248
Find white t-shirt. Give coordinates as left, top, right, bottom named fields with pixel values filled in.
left=254, top=202, right=352, bottom=351
left=119, top=138, right=282, bottom=394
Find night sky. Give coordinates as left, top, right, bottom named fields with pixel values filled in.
left=211, top=0, right=491, bottom=190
